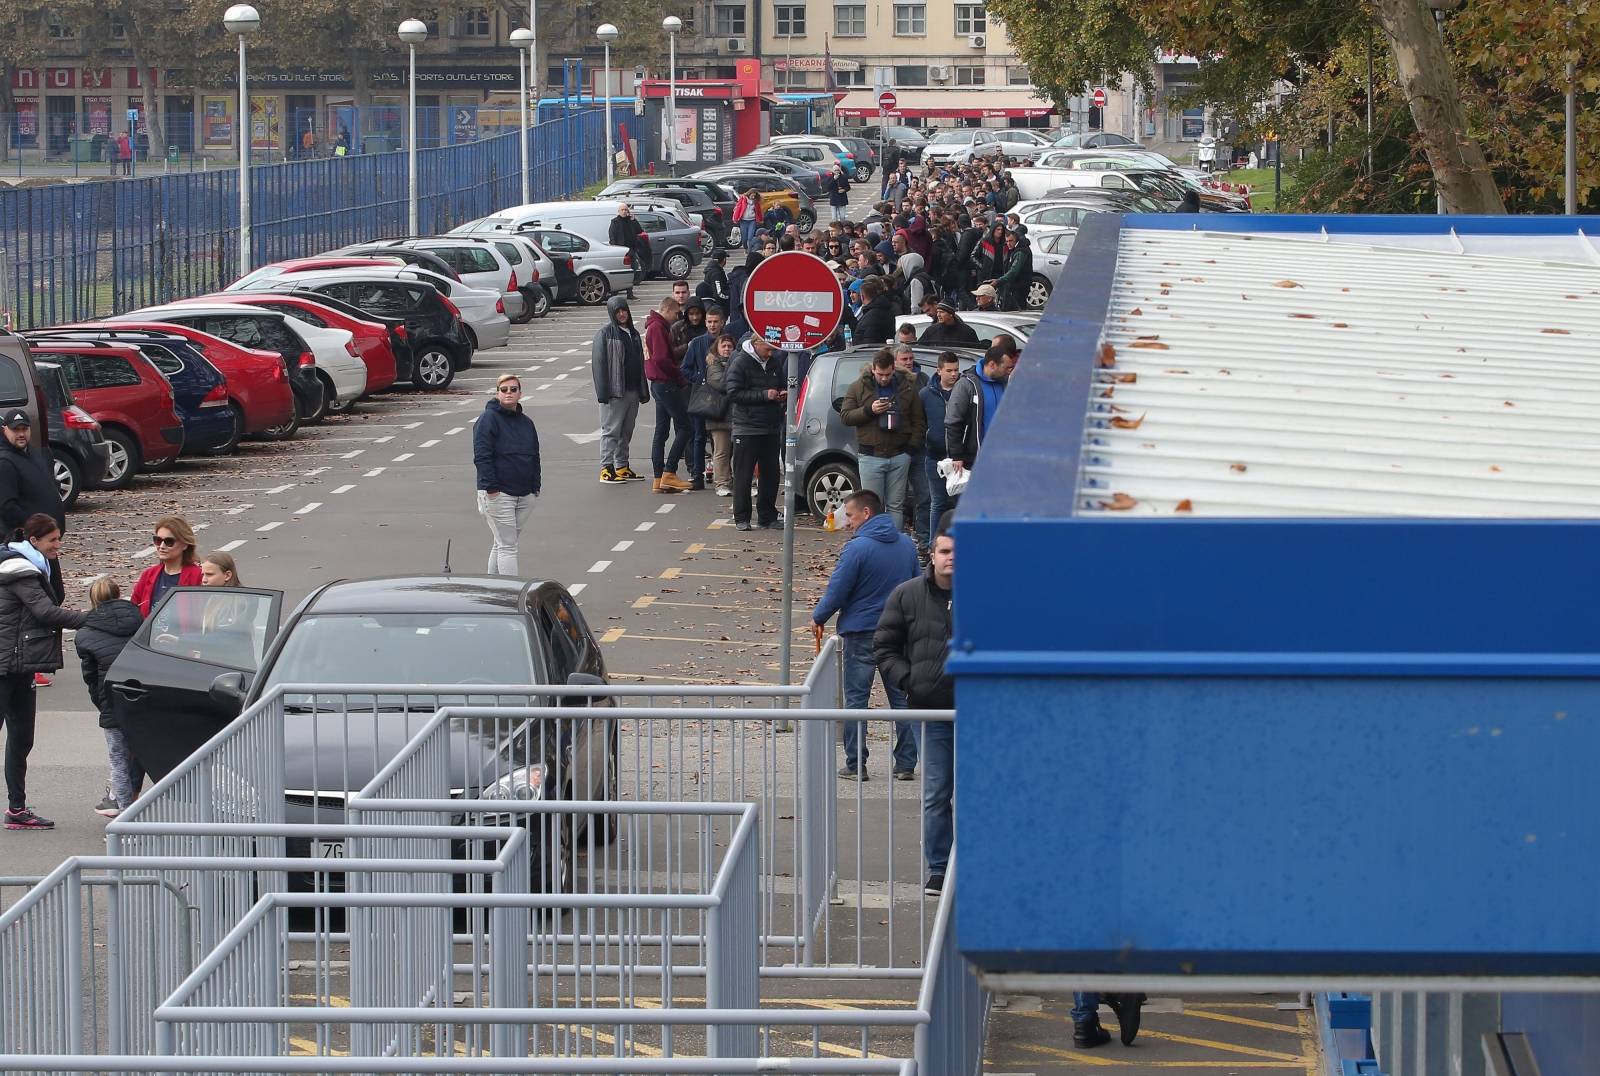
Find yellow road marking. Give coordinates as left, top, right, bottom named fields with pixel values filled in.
left=1010, top=1045, right=1305, bottom=1069
left=669, top=569, right=782, bottom=581
left=1099, top=1022, right=1305, bottom=1062
left=606, top=629, right=780, bottom=648
left=634, top=598, right=781, bottom=611
left=686, top=542, right=705, bottom=554
left=1183, top=1008, right=1303, bottom=1034
left=632, top=595, right=656, bottom=608
left=659, top=567, right=682, bottom=579
left=1010, top=1042, right=1120, bottom=1066
left=599, top=627, right=626, bottom=643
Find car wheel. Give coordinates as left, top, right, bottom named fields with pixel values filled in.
left=258, top=404, right=300, bottom=440
left=303, top=383, right=329, bottom=425
left=805, top=460, right=858, bottom=519
left=576, top=270, right=609, bottom=305
left=797, top=209, right=815, bottom=234
left=98, top=427, right=140, bottom=489
left=697, top=231, right=715, bottom=257
left=855, top=165, right=872, bottom=182
left=412, top=347, right=456, bottom=390
left=725, top=227, right=745, bottom=250
left=204, top=408, right=245, bottom=454
left=1025, top=274, right=1053, bottom=310
left=529, top=808, right=574, bottom=896
left=664, top=250, right=693, bottom=280
left=53, top=451, right=81, bottom=509
left=526, top=288, right=551, bottom=319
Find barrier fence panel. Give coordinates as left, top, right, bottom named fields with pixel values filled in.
left=0, top=1058, right=918, bottom=1074
left=913, top=851, right=990, bottom=1076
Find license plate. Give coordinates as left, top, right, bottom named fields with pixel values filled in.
left=309, top=839, right=345, bottom=859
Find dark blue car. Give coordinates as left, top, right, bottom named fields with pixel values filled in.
left=23, top=329, right=241, bottom=456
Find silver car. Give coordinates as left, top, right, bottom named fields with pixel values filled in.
left=1028, top=232, right=1072, bottom=307
left=894, top=311, right=1040, bottom=347
left=920, top=129, right=1004, bottom=167
left=632, top=208, right=704, bottom=281
left=991, top=129, right=1054, bottom=162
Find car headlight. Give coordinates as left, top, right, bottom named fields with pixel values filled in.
left=480, top=764, right=545, bottom=801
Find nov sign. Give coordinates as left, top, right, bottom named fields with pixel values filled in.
left=744, top=252, right=844, bottom=352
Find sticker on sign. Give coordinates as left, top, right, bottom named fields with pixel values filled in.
left=752, top=290, right=837, bottom=313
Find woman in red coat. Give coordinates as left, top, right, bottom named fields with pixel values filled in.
left=130, top=515, right=202, bottom=617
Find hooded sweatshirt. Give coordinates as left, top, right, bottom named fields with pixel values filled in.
left=591, top=296, right=648, bottom=404
left=473, top=397, right=541, bottom=497
left=76, top=598, right=143, bottom=727
left=811, top=512, right=921, bottom=635
left=644, top=309, right=686, bottom=386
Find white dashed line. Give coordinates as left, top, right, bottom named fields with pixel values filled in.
left=374, top=435, right=394, bottom=444
left=611, top=540, right=633, bottom=552
left=393, top=453, right=414, bottom=462
left=331, top=484, right=355, bottom=495
left=555, top=374, right=569, bottom=381
left=568, top=583, right=587, bottom=596
left=302, top=467, right=328, bottom=477
left=419, top=439, right=439, bottom=448
left=565, top=347, right=581, bottom=354
left=656, top=503, right=675, bottom=514
left=403, top=422, right=423, bottom=430
left=543, top=357, right=558, bottom=363
left=569, top=365, right=586, bottom=372
left=292, top=502, right=322, bottom=515
left=364, top=467, right=386, bottom=477
left=257, top=521, right=283, bottom=532
left=445, top=427, right=464, bottom=435
left=341, top=450, right=364, bottom=459
left=588, top=560, right=611, bottom=573
left=536, top=384, right=551, bottom=391
left=218, top=540, right=247, bottom=552
left=634, top=521, right=655, bottom=532
left=266, top=483, right=296, bottom=495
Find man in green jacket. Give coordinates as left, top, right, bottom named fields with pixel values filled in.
left=840, top=348, right=926, bottom=530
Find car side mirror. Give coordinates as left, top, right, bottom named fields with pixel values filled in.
left=562, top=671, right=607, bottom=708
left=209, top=670, right=248, bottom=708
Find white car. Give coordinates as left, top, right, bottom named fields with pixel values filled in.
left=920, top=129, right=1005, bottom=166
left=238, top=266, right=511, bottom=351
left=390, top=239, right=525, bottom=323
left=894, top=311, right=1041, bottom=347
left=990, top=130, right=1054, bottom=162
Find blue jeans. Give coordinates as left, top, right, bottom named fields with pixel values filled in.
left=856, top=451, right=911, bottom=530
left=922, top=450, right=950, bottom=549
left=1072, top=993, right=1101, bottom=1023
left=839, top=632, right=916, bottom=773
left=688, top=415, right=706, bottom=479
left=650, top=382, right=691, bottom=477
left=920, top=720, right=953, bottom=876
left=906, top=449, right=929, bottom=542
left=739, top=219, right=757, bottom=249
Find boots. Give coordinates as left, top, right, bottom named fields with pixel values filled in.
left=1105, top=993, right=1146, bottom=1046
left=1073, top=1017, right=1111, bottom=1049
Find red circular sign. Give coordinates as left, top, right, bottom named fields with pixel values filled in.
left=877, top=90, right=898, bottom=112
left=744, top=252, right=844, bottom=352
left=1092, top=88, right=1107, bottom=108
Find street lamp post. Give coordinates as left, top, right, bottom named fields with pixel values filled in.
left=597, top=23, right=619, bottom=182
left=223, top=4, right=260, bottom=279
left=510, top=27, right=534, bottom=205
left=399, top=18, right=428, bottom=236
left=662, top=16, right=682, bottom=177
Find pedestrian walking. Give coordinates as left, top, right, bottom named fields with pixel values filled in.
left=131, top=515, right=203, bottom=616
left=825, top=163, right=852, bottom=222
left=77, top=576, right=143, bottom=818
left=812, top=489, right=919, bottom=781
left=592, top=296, right=649, bottom=485
left=840, top=348, right=925, bottom=531
left=702, top=332, right=737, bottom=497
left=874, top=509, right=954, bottom=892
left=645, top=297, right=694, bottom=495
left=733, top=189, right=761, bottom=251
left=0, top=513, right=88, bottom=830
left=0, top=408, right=65, bottom=538
left=944, top=344, right=1009, bottom=482
left=1072, top=992, right=1147, bottom=1049
left=724, top=333, right=786, bottom=531
left=608, top=203, right=647, bottom=297
left=918, top=353, right=959, bottom=550
left=472, top=373, right=542, bottom=575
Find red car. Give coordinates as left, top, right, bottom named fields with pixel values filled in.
left=179, top=292, right=398, bottom=395
left=22, top=340, right=184, bottom=486
left=59, top=321, right=296, bottom=439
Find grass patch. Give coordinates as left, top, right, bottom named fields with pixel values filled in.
left=1224, top=166, right=1295, bottom=212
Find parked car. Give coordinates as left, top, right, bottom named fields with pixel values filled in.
left=728, top=154, right=826, bottom=199
left=598, top=178, right=738, bottom=241
left=33, top=361, right=110, bottom=508
left=793, top=344, right=983, bottom=517
left=920, top=129, right=1004, bottom=167
left=272, top=289, right=417, bottom=386
left=107, top=574, right=615, bottom=891
left=261, top=277, right=470, bottom=389
left=631, top=208, right=704, bottom=280
left=26, top=328, right=242, bottom=458
left=1050, top=131, right=1140, bottom=150
left=754, top=141, right=853, bottom=175
left=1016, top=189, right=1171, bottom=218
left=377, top=238, right=527, bottom=323
left=455, top=212, right=638, bottom=306
left=0, top=331, right=59, bottom=463
left=320, top=246, right=462, bottom=282
left=830, top=135, right=879, bottom=177
left=689, top=170, right=815, bottom=233
left=453, top=234, right=554, bottom=320
left=604, top=186, right=726, bottom=251
left=843, top=124, right=928, bottom=161
left=1030, top=231, right=1074, bottom=305
left=21, top=340, right=183, bottom=485
left=895, top=311, right=1040, bottom=348
left=990, top=129, right=1054, bottom=162
left=231, top=256, right=408, bottom=290
left=771, top=135, right=865, bottom=177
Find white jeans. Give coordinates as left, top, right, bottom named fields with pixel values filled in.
left=477, top=490, right=534, bottom=575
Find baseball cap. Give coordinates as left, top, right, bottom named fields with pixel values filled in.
left=972, top=284, right=999, bottom=299
left=2, top=409, right=30, bottom=429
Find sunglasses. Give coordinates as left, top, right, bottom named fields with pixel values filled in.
left=497, top=385, right=522, bottom=393
left=152, top=535, right=182, bottom=547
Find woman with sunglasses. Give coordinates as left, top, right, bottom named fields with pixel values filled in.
left=472, top=372, right=541, bottom=576
left=131, top=515, right=202, bottom=617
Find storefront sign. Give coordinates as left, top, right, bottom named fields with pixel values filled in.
left=202, top=95, right=234, bottom=147
left=249, top=95, right=280, bottom=150
left=14, top=99, right=37, bottom=137
left=84, top=96, right=112, bottom=135
left=82, top=69, right=113, bottom=90
left=452, top=106, right=478, bottom=144
left=44, top=68, right=75, bottom=90
left=250, top=66, right=519, bottom=89
left=773, top=57, right=860, bottom=71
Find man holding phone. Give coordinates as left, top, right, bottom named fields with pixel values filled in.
left=724, top=334, right=788, bottom=531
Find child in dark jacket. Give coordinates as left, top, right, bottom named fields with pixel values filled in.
left=77, top=576, right=144, bottom=816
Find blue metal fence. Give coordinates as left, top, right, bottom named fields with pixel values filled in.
left=0, top=108, right=604, bottom=331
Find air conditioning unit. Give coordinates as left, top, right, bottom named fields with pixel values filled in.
left=725, top=37, right=746, bottom=52
left=930, top=64, right=952, bottom=81
left=967, top=33, right=986, bottom=48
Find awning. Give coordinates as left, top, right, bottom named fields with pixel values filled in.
left=833, top=89, right=1056, bottom=120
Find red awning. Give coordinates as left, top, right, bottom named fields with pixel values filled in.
left=833, top=89, right=1055, bottom=120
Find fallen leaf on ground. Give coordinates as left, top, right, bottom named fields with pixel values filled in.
left=1273, top=280, right=1303, bottom=288
left=1175, top=499, right=1193, bottom=513
left=1130, top=339, right=1170, bottom=350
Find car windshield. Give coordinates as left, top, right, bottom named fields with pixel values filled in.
left=929, top=132, right=971, bottom=144
left=263, top=612, right=539, bottom=691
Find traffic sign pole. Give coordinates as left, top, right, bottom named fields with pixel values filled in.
left=780, top=346, right=804, bottom=692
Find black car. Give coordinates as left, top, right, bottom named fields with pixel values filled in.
left=617, top=187, right=726, bottom=250
left=266, top=277, right=469, bottom=390
left=248, top=290, right=418, bottom=387
left=599, top=179, right=738, bottom=244
left=733, top=154, right=826, bottom=198
left=106, top=575, right=615, bottom=890
left=327, top=245, right=461, bottom=283
left=33, top=360, right=109, bottom=508
left=844, top=125, right=927, bottom=162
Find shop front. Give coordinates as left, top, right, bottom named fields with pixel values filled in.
left=832, top=88, right=1055, bottom=128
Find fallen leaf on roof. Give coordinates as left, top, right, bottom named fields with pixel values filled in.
left=1128, top=307, right=1143, bottom=316
left=1159, top=281, right=1174, bottom=288
left=1110, top=414, right=1146, bottom=429
left=1540, top=328, right=1571, bottom=334
left=1440, top=373, right=1455, bottom=378
left=1489, top=465, right=1503, bottom=473
left=1098, top=387, right=1114, bottom=398
left=1099, top=492, right=1138, bottom=511
left=1341, top=287, right=1351, bottom=293
left=1164, top=369, right=1191, bottom=375
left=1131, top=339, right=1170, bottom=350
left=1273, top=280, right=1303, bottom=288
left=1175, top=499, right=1193, bottom=513
left=1217, top=368, right=1231, bottom=375
left=1111, top=372, right=1137, bottom=383
left=1140, top=442, right=1155, bottom=448
left=1160, top=289, right=1171, bottom=296
left=1109, top=403, right=1130, bottom=413
left=1289, top=313, right=1316, bottom=319
left=1331, top=323, right=1349, bottom=329
left=1240, top=293, right=1251, bottom=301
left=1229, top=463, right=1248, bottom=473
left=1504, top=401, right=1516, bottom=407
left=1096, top=343, right=1116, bottom=367
left=1184, top=277, right=1206, bottom=283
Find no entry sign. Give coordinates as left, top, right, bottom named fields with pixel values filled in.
left=877, top=90, right=898, bottom=113
left=1092, top=88, right=1107, bottom=108
left=745, top=252, right=844, bottom=352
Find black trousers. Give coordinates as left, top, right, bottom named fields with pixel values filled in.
left=1, top=672, right=38, bottom=811
left=732, top=432, right=782, bottom=526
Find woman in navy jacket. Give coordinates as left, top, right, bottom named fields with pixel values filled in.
left=472, top=373, right=542, bottom=576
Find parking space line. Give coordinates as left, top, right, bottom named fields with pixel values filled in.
left=537, top=384, right=552, bottom=391
left=392, top=452, right=414, bottom=461
left=569, top=583, right=587, bottom=596
left=656, top=503, right=675, bottom=514
left=611, top=540, right=633, bottom=552
left=1183, top=1009, right=1303, bottom=1035
left=659, top=567, right=681, bottom=579
left=555, top=373, right=569, bottom=380
left=404, top=422, right=423, bottom=429
left=218, top=540, right=247, bottom=552
left=256, top=521, right=283, bottom=532
left=419, top=439, right=439, bottom=448
left=302, top=467, right=328, bottom=477
left=266, top=483, right=296, bottom=494
left=292, top=502, right=322, bottom=515
left=599, top=627, right=625, bottom=643
left=634, top=521, right=655, bottom=532
left=330, top=484, right=355, bottom=495
left=364, top=467, right=385, bottom=477
left=600, top=628, right=779, bottom=648
left=341, top=450, right=364, bottom=459
left=445, top=427, right=464, bottom=435
left=588, top=559, right=612, bottom=573
left=685, top=542, right=705, bottom=554
left=374, top=435, right=394, bottom=443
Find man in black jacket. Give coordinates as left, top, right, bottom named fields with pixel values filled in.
left=873, top=510, right=953, bottom=894
left=853, top=276, right=897, bottom=348
left=724, top=335, right=786, bottom=530
left=0, top=410, right=64, bottom=538
left=916, top=301, right=980, bottom=348
left=607, top=203, right=647, bottom=297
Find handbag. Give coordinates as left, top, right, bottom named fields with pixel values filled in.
left=688, top=381, right=728, bottom=420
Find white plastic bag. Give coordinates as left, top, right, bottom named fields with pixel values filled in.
left=937, top=457, right=969, bottom=496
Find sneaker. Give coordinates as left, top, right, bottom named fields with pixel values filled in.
left=615, top=467, right=644, bottom=482
left=93, top=796, right=121, bottom=818
left=837, top=766, right=869, bottom=781
left=659, top=473, right=693, bottom=492
left=1106, top=993, right=1146, bottom=1046
left=893, top=769, right=916, bottom=781
left=735, top=521, right=752, bottom=531
left=32, top=673, right=51, bottom=687
left=716, top=486, right=732, bottom=497
left=760, top=520, right=784, bottom=530
left=924, top=874, right=944, bottom=896
left=652, top=477, right=681, bottom=494
left=1073, top=1018, right=1111, bottom=1049
left=599, top=467, right=623, bottom=484
left=5, top=807, right=54, bottom=830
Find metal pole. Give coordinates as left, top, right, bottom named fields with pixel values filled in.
left=237, top=33, right=251, bottom=278
left=668, top=30, right=677, bottom=177
left=1434, top=9, right=1446, bottom=215
left=1365, top=31, right=1374, bottom=177
left=529, top=0, right=538, bottom=103
left=1565, top=62, right=1577, bottom=215
left=408, top=42, right=419, bottom=235
left=603, top=43, right=614, bottom=181
left=779, top=348, right=801, bottom=688
left=519, top=44, right=531, bottom=204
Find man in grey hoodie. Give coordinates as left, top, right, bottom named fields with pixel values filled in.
left=591, top=296, right=650, bottom=484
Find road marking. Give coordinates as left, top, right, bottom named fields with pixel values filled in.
left=1183, top=1009, right=1303, bottom=1035
left=634, top=522, right=655, bottom=532
left=364, top=467, right=386, bottom=477
left=631, top=596, right=655, bottom=609
left=445, top=427, right=464, bottom=435
left=606, top=630, right=780, bottom=648
left=565, top=347, right=581, bottom=353
left=419, top=439, right=439, bottom=448
left=341, top=450, right=364, bottom=459
left=537, top=384, right=552, bottom=391
left=302, top=466, right=328, bottom=477
left=374, top=435, right=394, bottom=443
left=599, top=627, right=625, bottom=643
left=266, top=483, right=296, bottom=494
left=218, top=540, right=247, bottom=552
left=555, top=373, right=569, bottom=381
left=403, top=421, right=423, bottom=429
left=330, top=484, right=355, bottom=495
left=568, top=583, right=587, bottom=596
left=588, top=559, right=612, bottom=573
left=656, top=503, right=675, bottom=514
left=685, top=542, right=704, bottom=554
left=659, top=567, right=681, bottom=579
left=543, top=357, right=559, bottom=363
left=569, top=364, right=587, bottom=371
left=567, top=428, right=603, bottom=444
left=257, top=521, right=283, bottom=532
left=668, top=569, right=781, bottom=581
left=611, top=540, right=633, bottom=552
left=292, top=502, right=322, bottom=515
left=222, top=504, right=253, bottom=515
left=392, top=452, right=414, bottom=461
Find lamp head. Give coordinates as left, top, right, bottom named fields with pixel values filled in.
left=223, top=4, right=260, bottom=35
left=398, top=18, right=429, bottom=44
left=509, top=26, right=535, bottom=47
left=597, top=23, right=620, bottom=43
left=662, top=15, right=683, bottom=33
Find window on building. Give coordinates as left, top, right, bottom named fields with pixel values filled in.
left=109, top=22, right=127, bottom=39
left=833, top=67, right=866, bottom=86
left=47, top=19, right=76, bottom=39
left=713, top=4, right=747, bottom=35
left=677, top=8, right=696, bottom=31
left=955, top=65, right=985, bottom=85
left=954, top=4, right=985, bottom=34
left=833, top=3, right=865, bottom=34
left=458, top=8, right=491, bottom=36
left=892, top=3, right=925, bottom=34
left=1007, top=65, right=1031, bottom=86
left=775, top=3, right=806, bottom=35
left=893, top=64, right=928, bottom=86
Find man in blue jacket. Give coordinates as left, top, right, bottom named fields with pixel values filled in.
left=811, top=489, right=920, bottom=780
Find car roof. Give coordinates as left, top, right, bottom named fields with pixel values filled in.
left=305, top=574, right=547, bottom=614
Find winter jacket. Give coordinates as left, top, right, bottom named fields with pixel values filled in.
left=996, top=243, right=1033, bottom=308
left=0, top=548, right=86, bottom=675
left=76, top=598, right=141, bottom=728
left=916, top=315, right=981, bottom=348
left=824, top=172, right=851, bottom=208
left=608, top=213, right=644, bottom=253
left=682, top=332, right=715, bottom=387
left=896, top=253, right=934, bottom=310
left=644, top=310, right=686, bottom=385
left=903, top=215, right=932, bottom=260
left=131, top=562, right=204, bottom=617
left=668, top=306, right=704, bottom=364
left=854, top=294, right=897, bottom=347
left=591, top=296, right=649, bottom=404
left=473, top=397, right=542, bottom=497
left=945, top=365, right=1005, bottom=468
left=811, top=513, right=920, bottom=635
left=697, top=262, right=729, bottom=305
left=873, top=568, right=954, bottom=709
left=919, top=380, right=953, bottom=457
left=723, top=339, right=786, bottom=436
left=840, top=367, right=925, bottom=457
left=704, top=350, right=734, bottom=432
left=0, top=441, right=65, bottom=537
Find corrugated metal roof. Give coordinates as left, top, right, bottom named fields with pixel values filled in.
left=1078, top=229, right=1600, bottom=517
